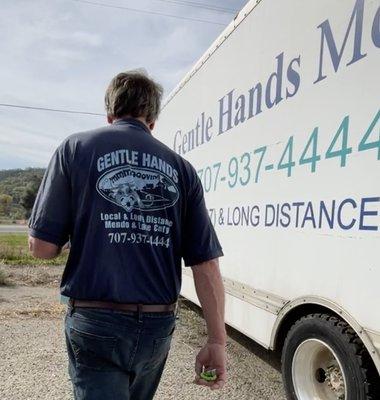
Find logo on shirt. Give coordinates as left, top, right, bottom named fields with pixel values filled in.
left=96, top=165, right=179, bottom=212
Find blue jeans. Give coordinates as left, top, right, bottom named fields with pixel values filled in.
left=64, top=305, right=177, bottom=400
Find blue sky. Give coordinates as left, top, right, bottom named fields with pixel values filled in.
left=0, top=0, right=248, bottom=170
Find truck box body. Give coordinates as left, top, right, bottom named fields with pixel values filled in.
left=156, top=0, right=380, bottom=381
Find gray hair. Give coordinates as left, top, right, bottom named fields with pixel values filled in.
left=105, top=69, right=163, bottom=123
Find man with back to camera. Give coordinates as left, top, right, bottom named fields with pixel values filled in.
left=28, top=69, right=227, bottom=399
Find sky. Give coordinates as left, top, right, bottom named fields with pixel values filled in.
left=0, top=0, right=248, bottom=170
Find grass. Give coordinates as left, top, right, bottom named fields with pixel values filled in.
left=0, top=233, right=68, bottom=266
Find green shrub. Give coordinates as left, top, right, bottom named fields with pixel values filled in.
left=0, top=269, right=8, bottom=285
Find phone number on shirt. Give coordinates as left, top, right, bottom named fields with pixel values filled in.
left=108, top=232, right=170, bottom=248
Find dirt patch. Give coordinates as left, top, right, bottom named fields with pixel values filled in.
left=0, top=264, right=286, bottom=400
left=0, top=264, right=63, bottom=287
left=0, top=285, right=65, bottom=321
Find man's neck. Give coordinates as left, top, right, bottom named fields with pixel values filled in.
left=112, top=115, right=152, bottom=131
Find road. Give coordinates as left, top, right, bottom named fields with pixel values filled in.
left=0, top=225, right=28, bottom=233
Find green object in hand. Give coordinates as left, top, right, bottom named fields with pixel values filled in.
left=200, top=368, right=217, bottom=381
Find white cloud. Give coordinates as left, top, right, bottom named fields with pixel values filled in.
left=70, top=31, right=103, bottom=47
left=0, top=0, right=248, bottom=169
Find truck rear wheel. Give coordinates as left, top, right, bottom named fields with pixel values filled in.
left=282, top=313, right=378, bottom=400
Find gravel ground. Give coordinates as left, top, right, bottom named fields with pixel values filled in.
left=0, top=265, right=286, bottom=400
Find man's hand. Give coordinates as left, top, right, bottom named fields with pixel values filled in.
left=193, top=342, right=227, bottom=390
left=191, top=258, right=227, bottom=390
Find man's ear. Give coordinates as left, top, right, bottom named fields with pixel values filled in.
left=149, top=121, right=155, bottom=131
left=107, top=114, right=114, bottom=124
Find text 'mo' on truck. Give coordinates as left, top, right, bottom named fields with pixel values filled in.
left=156, top=0, right=380, bottom=399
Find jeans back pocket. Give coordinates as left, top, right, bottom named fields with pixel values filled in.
left=149, top=324, right=175, bottom=369
left=69, top=327, right=118, bottom=371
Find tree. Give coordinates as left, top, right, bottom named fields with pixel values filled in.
left=0, top=194, right=13, bottom=216
left=21, top=177, right=42, bottom=218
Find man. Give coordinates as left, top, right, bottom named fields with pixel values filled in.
left=28, top=69, right=227, bottom=399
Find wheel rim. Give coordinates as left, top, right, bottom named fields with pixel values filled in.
left=292, top=338, right=347, bottom=400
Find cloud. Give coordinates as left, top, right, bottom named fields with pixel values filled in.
left=0, top=0, right=248, bottom=169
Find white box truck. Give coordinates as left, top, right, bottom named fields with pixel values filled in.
left=156, top=0, right=380, bottom=399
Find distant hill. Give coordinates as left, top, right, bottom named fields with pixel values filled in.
left=0, top=168, right=45, bottom=221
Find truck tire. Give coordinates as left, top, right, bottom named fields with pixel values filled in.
left=282, top=313, right=378, bottom=400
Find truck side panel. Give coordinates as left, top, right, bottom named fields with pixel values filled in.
left=156, top=0, right=380, bottom=350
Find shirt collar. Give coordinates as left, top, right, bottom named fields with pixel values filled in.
left=112, top=117, right=151, bottom=135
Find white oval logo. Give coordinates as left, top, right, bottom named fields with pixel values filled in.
left=96, top=165, right=179, bottom=212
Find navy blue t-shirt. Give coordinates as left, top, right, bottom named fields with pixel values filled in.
left=28, top=118, right=223, bottom=304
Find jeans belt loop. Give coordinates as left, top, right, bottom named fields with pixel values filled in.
left=68, top=298, right=75, bottom=317
left=137, top=303, right=143, bottom=322
left=174, top=302, right=179, bottom=319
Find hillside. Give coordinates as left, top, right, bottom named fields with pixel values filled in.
left=0, top=168, right=45, bottom=221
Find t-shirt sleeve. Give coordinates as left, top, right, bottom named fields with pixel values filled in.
left=182, top=172, right=223, bottom=266
left=28, top=141, right=72, bottom=247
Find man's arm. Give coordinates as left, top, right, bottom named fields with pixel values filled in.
left=191, top=257, right=227, bottom=390
left=181, top=170, right=225, bottom=389
left=191, top=258, right=226, bottom=344
left=28, top=236, right=61, bottom=259
left=27, top=140, right=72, bottom=257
